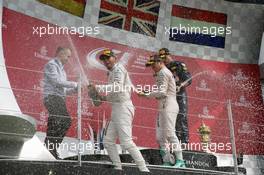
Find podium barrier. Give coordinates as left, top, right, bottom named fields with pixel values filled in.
left=0, top=111, right=36, bottom=159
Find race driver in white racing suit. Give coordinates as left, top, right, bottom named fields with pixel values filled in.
left=138, top=55, right=185, bottom=168
left=88, top=49, right=149, bottom=172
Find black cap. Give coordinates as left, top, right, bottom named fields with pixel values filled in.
left=167, top=62, right=178, bottom=71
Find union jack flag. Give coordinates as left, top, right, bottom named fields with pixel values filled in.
left=98, top=0, right=160, bottom=37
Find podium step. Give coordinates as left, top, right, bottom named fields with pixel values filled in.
left=0, top=159, right=235, bottom=175
left=140, top=149, right=218, bottom=170
left=65, top=149, right=218, bottom=170
left=64, top=149, right=246, bottom=174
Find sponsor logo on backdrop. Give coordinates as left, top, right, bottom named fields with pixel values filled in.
left=185, top=159, right=210, bottom=168
left=238, top=122, right=255, bottom=134
left=235, top=95, right=250, bottom=107
left=33, top=82, right=43, bottom=92
left=86, top=48, right=132, bottom=70
left=131, top=55, right=149, bottom=70
left=2, top=23, right=7, bottom=29
left=34, top=46, right=52, bottom=60
left=38, top=111, right=48, bottom=127
left=81, top=102, right=93, bottom=117
left=232, top=69, right=248, bottom=81
left=186, top=155, right=210, bottom=168
left=196, top=79, right=211, bottom=92
left=132, top=136, right=138, bottom=140
left=198, top=106, right=215, bottom=119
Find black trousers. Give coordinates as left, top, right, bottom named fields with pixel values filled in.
left=44, top=95, right=71, bottom=152
left=176, top=91, right=189, bottom=144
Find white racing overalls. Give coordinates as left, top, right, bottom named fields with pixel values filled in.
left=148, top=66, right=183, bottom=163
left=96, top=63, right=148, bottom=171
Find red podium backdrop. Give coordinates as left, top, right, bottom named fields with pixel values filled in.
left=2, top=8, right=263, bottom=154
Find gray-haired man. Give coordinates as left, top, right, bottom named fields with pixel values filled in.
left=43, top=47, right=78, bottom=159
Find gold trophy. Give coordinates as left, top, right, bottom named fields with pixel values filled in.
left=198, top=122, right=211, bottom=152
